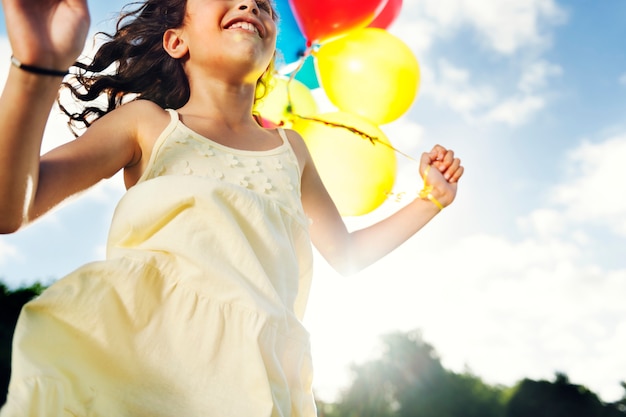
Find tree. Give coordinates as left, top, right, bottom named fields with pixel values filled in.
left=0, top=282, right=44, bottom=404
left=506, top=373, right=626, bottom=417
left=329, top=330, right=507, bottom=417
left=610, top=382, right=626, bottom=414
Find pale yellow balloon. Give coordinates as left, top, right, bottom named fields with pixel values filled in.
left=254, top=76, right=318, bottom=127
left=292, top=112, right=397, bottom=216
left=316, top=28, right=420, bottom=125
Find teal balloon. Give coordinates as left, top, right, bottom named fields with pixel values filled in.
left=275, top=0, right=308, bottom=66
left=294, top=55, right=320, bottom=89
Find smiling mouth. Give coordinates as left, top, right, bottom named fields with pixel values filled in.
left=226, top=21, right=261, bottom=37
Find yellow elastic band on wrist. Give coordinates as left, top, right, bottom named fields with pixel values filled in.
left=419, top=165, right=444, bottom=211
left=422, top=191, right=444, bottom=210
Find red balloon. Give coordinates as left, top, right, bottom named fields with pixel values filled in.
left=258, top=117, right=279, bottom=129
left=288, top=0, right=388, bottom=43
left=369, top=0, right=403, bottom=29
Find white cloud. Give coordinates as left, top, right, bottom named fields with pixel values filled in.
left=551, top=135, right=626, bottom=236
left=391, top=1, right=564, bottom=127
left=480, top=60, right=562, bottom=125
left=388, top=14, right=437, bottom=56
left=619, top=73, right=626, bottom=86
left=390, top=0, right=566, bottom=57
left=425, top=59, right=560, bottom=126
left=513, top=135, right=626, bottom=254
left=516, top=208, right=592, bottom=247
left=412, top=0, right=566, bottom=55
left=518, top=60, right=563, bottom=94
left=0, top=239, right=20, bottom=267
left=381, top=117, right=426, bottom=155
left=483, top=94, right=545, bottom=126
left=425, top=59, right=496, bottom=121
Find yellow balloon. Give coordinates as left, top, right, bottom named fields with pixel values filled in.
left=292, top=112, right=397, bottom=216
left=316, top=28, right=420, bottom=125
left=253, top=76, right=318, bottom=127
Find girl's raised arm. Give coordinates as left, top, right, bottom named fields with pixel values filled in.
left=297, top=130, right=464, bottom=276
left=0, top=0, right=90, bottom=232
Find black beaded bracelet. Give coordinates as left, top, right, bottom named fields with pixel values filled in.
left=11, top=56, right=69, bottom=77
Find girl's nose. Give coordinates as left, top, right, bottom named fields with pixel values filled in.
left=238, top=0, right=259, bottom=15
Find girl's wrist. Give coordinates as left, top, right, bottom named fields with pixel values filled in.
left=10, top=56, right=69, bottom=78
left=411, top=194, right=444, bottom=216
left=419, top=189, right=445, bottom=211
left=419, top=164, right=449, bottom=211
left=6, top=65, right=65, bottom=101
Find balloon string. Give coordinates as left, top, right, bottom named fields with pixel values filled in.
left=285, top=46, right=314, bottom=115
left=276, top=48, right=430, bottom=207
left=282, top=74, right=425, bottom=204
left=291, top=114, right=419, bottom=164
left=283, top=47, right=420, bottom=168
left=287, top=47, right=313, bottom=84
left=293, top=113, right=425, bottom=205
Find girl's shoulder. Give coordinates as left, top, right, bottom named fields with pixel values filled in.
left=108, top=100, right=173, bottom=186
left=113, top=99, right=171, bottom=146
left=279, top=128, right=305, bottom=153
left=280, top=128, right=310, bottom=175
left=96, top=99, right=170, bottom=138
left=114, top=99, right=170, bottom=124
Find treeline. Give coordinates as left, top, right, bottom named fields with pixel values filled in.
left=1, top=283, right=625, bottom=415
left=316, top=331, right=626, bottom=417
left=0, top=282, right=46, bottom=405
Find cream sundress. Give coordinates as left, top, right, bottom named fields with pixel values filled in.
left=1, top=109, right=316, bottom=416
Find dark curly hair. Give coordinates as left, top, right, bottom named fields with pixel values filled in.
left=60, top=0, right=278, bottom=135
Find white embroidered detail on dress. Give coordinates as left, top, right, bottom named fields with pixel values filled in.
left=145, top=121, right=303, bottom=211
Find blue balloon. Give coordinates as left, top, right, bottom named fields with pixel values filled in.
left=274, top=0, right=308, bottom=66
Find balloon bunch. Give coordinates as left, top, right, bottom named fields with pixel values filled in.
left=255, top=0, right=419, bottom=216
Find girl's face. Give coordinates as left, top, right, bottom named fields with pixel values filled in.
left=181, top=0, right=277, bottom=83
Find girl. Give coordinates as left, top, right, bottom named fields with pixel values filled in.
left=0, top=0, right=463, bottom=415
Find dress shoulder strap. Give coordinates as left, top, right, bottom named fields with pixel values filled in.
left=134, top=108, right=180, bottom=184
left=165, top=108, right=179, bottom=123
left=277, top=128, right=289, bottom=145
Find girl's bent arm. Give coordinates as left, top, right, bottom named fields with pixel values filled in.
left=31, top=104, right=146, bottom=223
left=0, top=67, right=67, bottom=232
left=0, top=0, right=91, bottom=232
left=296, top=131, right=462, bottom=276
left=0, top=92, right=146, bottom=233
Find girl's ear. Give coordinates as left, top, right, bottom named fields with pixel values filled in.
left=163, top=28, right=188, bottom=59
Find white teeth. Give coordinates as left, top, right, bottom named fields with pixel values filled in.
left=227, top=21, right=259, bottom=36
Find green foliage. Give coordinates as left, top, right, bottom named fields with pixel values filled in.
left=324, top=330, right=626, bottom=417
left=327, top=330, right=507, bottom=417
left=0, top=281, right=45, bottom=404
left=506, top=373, right=626, bottom=417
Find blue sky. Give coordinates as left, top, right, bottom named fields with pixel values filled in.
left=1, top=0, right=626, bottom=404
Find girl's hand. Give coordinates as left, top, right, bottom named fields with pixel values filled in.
left=419, top=144, right=464, bottom=208
left=1, top=0, right=90, bottom=70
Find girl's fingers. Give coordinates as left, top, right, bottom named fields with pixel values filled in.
left=442, top=149, right=455, bottom=168
left=447, top=161, right=464, bottom=183
left=442, top=157, right=460, bottom=179
left=429, top=144, right=447, bottom=162
left=430, top=147, right=454, bottom=171
left=423, top=146, right=464, bottom=183
left=419, top=151, right=436, bottom=178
